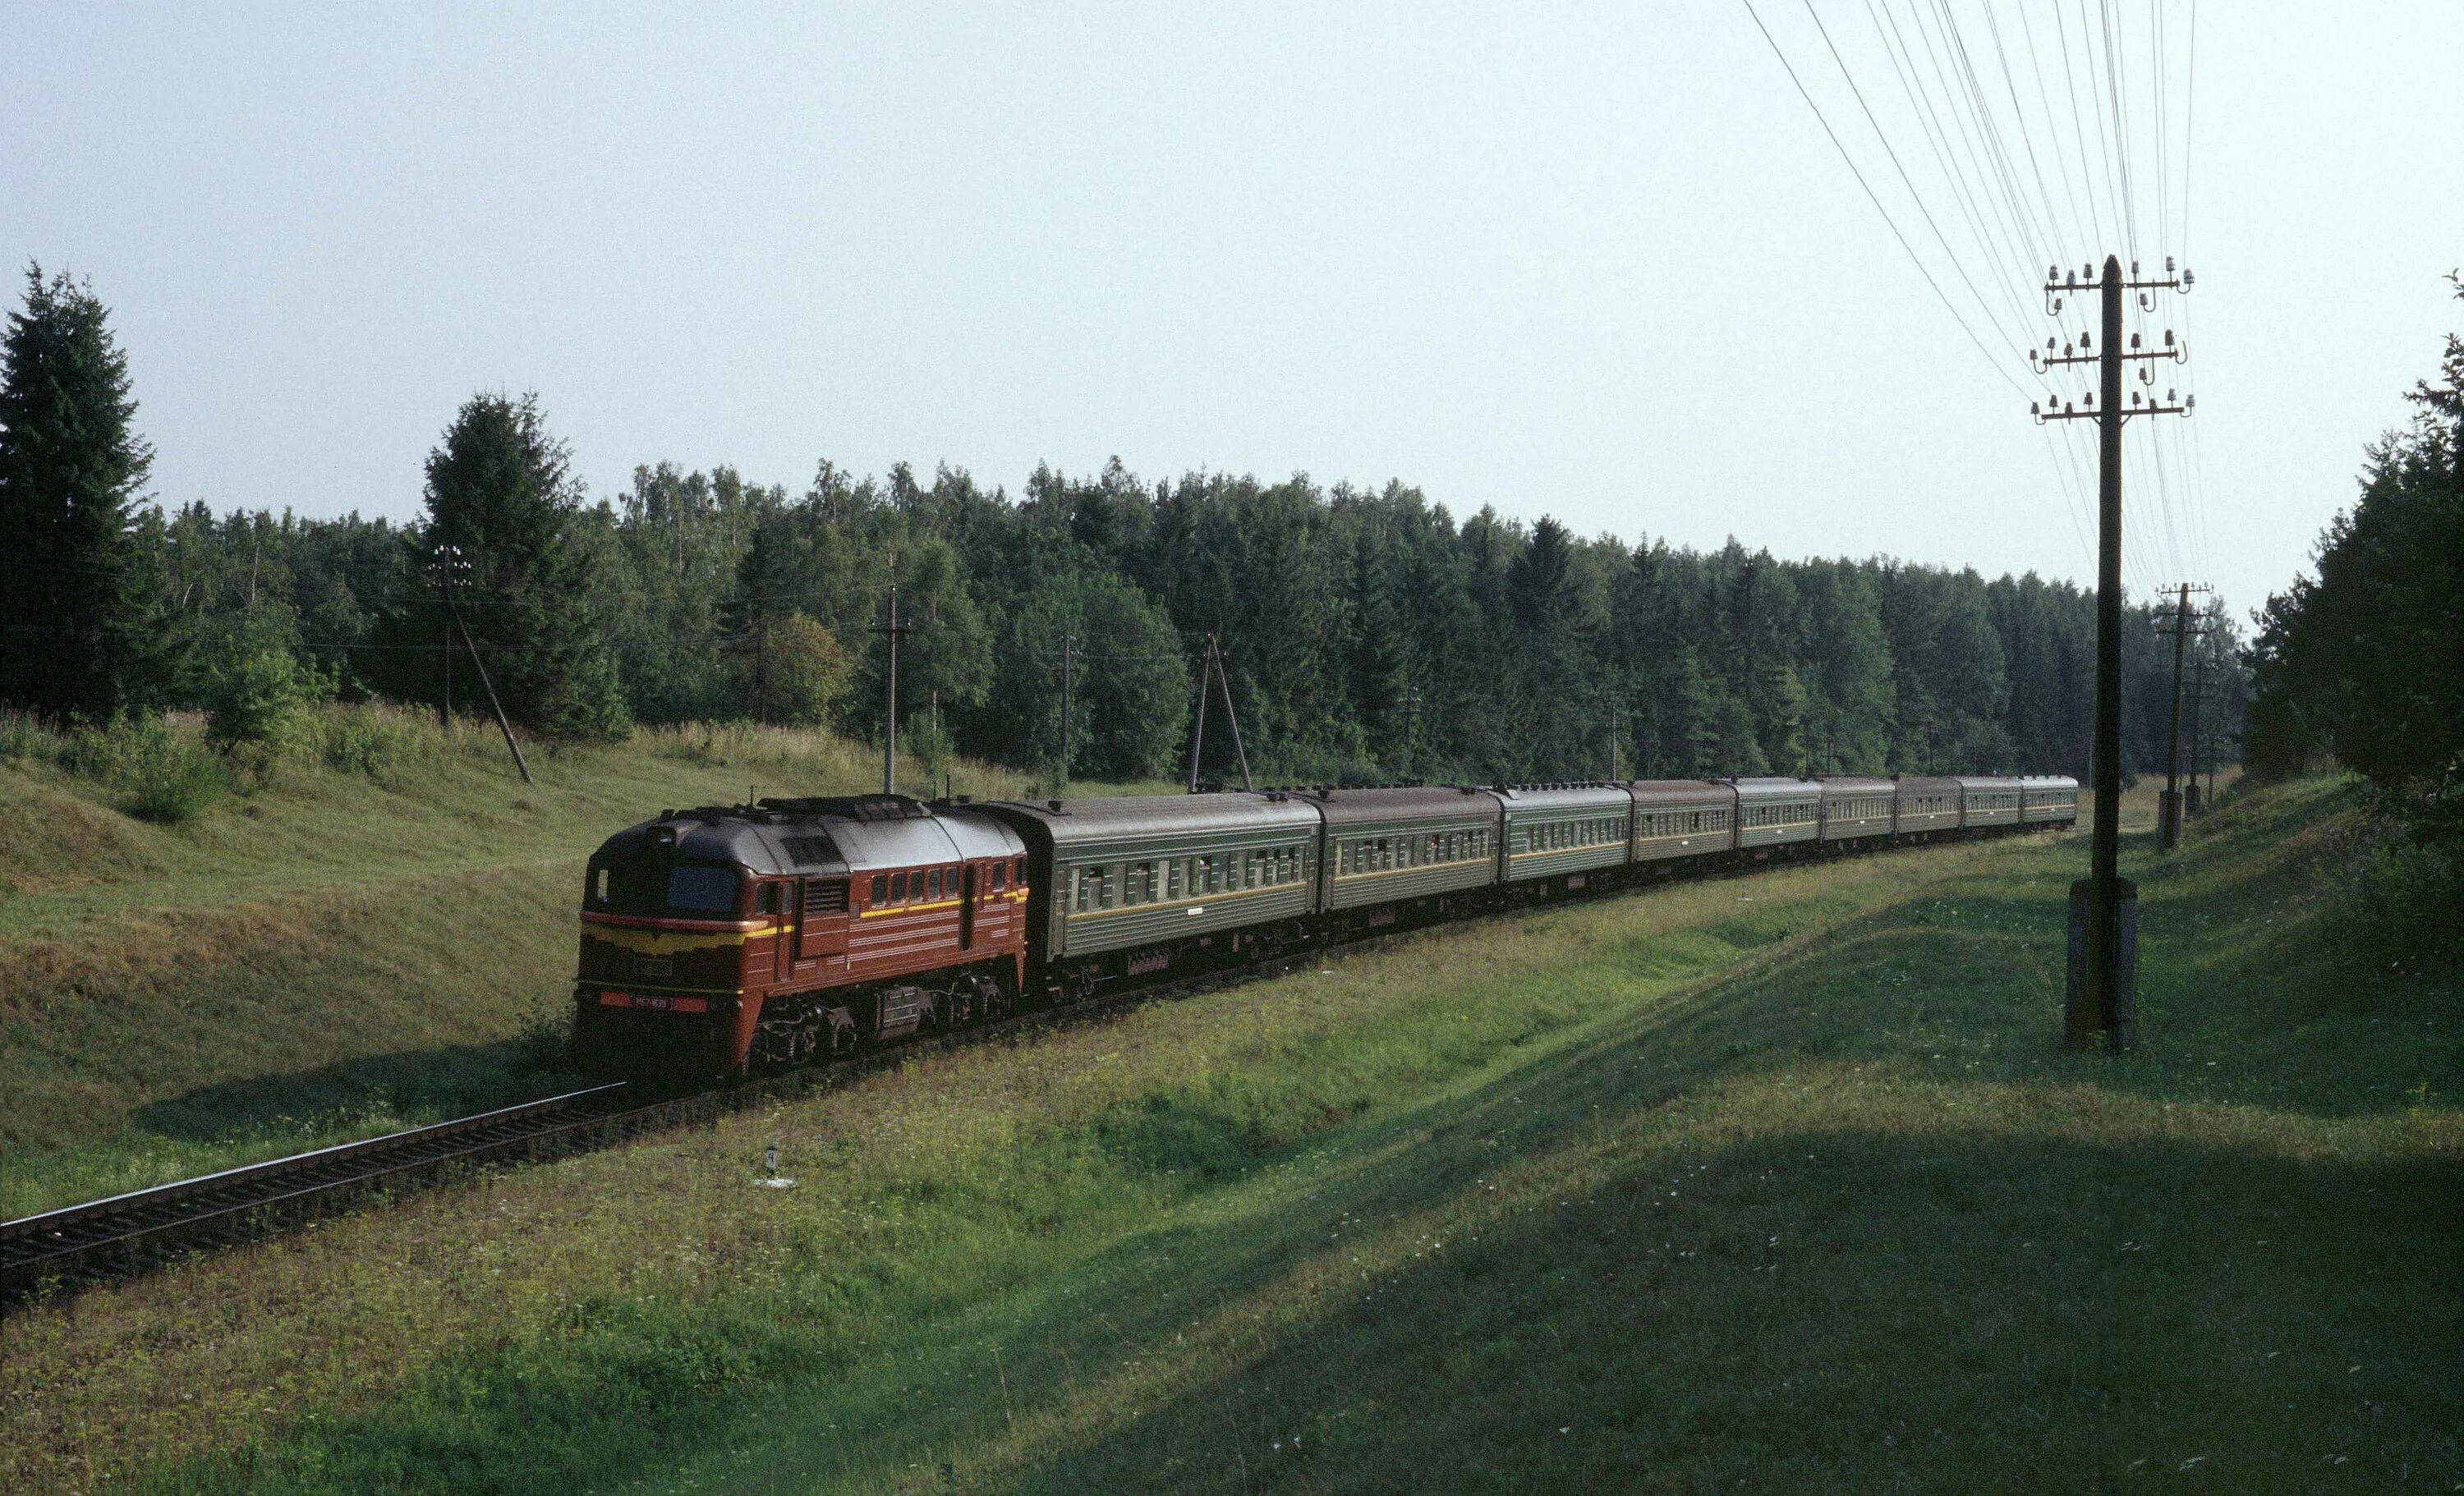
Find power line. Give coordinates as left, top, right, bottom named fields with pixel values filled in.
left=1742, top=0, right=2034, bottom=393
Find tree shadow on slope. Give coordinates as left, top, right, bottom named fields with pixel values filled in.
left=129, top=1030, right=573, bottom=1145
left=1003, top=1119, right=2457, bottom=1494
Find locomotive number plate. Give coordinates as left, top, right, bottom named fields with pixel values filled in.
left=634, top=957, right=673, bottom=977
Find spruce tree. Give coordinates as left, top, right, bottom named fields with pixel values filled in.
left=418, top=392, right=628, bottom=738
left=0, top=264, right=160, bottom=718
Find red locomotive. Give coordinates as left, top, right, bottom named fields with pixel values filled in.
left=571, top=795, right=1028, bottom=1077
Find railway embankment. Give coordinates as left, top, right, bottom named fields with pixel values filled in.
left=4, top=775, right=2453, bottom=1493
left=0, top=714, right=1078, bottom=1218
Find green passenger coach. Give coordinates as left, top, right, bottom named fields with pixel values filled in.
left=1314, top=785, right=1504, bottom=914
left=1496, top=784, right=1634, bottom=888
left=1625, top=779, right=1740, bottom=863
left=979, top=793, right=1322, bottom=984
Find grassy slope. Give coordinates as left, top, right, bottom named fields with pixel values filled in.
left=0, top=717, right=1142, bottom=1216
left=3, top=776, right=2453, bottom=1492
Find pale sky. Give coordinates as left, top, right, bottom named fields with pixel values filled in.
left=5, top=2, right=2458, bottom=617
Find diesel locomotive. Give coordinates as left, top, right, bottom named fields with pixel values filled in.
left=571, top=773, right=2078, bottom=1081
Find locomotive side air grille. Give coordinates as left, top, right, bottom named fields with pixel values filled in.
left=802, top=878, right=848, bottom=914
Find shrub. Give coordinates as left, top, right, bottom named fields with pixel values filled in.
left=204, top=648, right=329, bottom=756
left=312, top=702, right=448, bottom=782
left=0, top=709, right=73, bottom=766
left=2347, top=835, right=2464, bottom=977
left=67, top=714, right=227, bottom=824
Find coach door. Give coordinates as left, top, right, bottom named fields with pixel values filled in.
left=958, top=865, right=977, bottom=950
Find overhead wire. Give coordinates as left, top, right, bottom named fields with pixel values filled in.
left=1740, top=0, right=2033, bottom=395
left=1795, top=0, right=2039, bottom=369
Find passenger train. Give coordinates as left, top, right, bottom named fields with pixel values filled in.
left=571, top=773, right=2078, bottom=1081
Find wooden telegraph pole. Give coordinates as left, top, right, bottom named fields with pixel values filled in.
left=871, top=584, right=912, bottom=796
left=430, top=545, right=531, bottom=786
left=2033, top=255, right=2193, bottom=1051
left=2156, top=583, right=2213, bottom=848
left=1184, top=634, right=1253, bottom=793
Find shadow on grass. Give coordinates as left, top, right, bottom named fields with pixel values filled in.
left=130, top=1034, right=572, bottom=1145
left=682, top=949, right=2461, bottom=1495
left=1000, top=1122, right=2457, bottom=1494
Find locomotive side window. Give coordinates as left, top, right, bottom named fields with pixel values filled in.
left=991, top=863, right=1005, bottom=892
left=890, top=871, right=908, bottom=902
left=870, top=874, right=888, bottom=906
left=593, top=866, right=609, bottom=904
left=926, top=870, right=941, bottom=901
left=756, top=883, right=780, bottom=915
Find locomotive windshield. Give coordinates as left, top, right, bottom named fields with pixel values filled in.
left=664, top=865, right=740, bottom=912
left=587, top=856, right=744, bottom=917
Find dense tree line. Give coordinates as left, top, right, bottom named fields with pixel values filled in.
left=4, top=266, right=2248, bottom=787
left=2247, top=276, right=2462, bottom=844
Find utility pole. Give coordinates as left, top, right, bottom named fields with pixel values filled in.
left=2155, top=583, right=2212, bottom=849
left=1059, top=632, right=1076, bottom=791
left=754, top=610, right=771, bottom=725
left=1399, top=686, right=1425, bottom=784
left=1184, top=633, right=1253, bottom=793
left=2034, top=254, right=2193, bottom=1051
left=1183, top=631, right=1252, bottom=798
left=434, top=560, right=453, bottom=729
left=431, top=545, right=531, bottom=785
left=2198, top=645, right=2218, bottom=818
left=1608, top=704, right=1620, bottom=782
left=870, top=584, right=911, bottom=796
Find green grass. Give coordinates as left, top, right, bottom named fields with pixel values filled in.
left=3, top=774, right=2453, bottom=1492
left=0, top=709, right=1163, bottom=1216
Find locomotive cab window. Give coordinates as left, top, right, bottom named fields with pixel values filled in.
left=665, top=864, right=740, bottom=914
left=755, top=883, right=780, bottom=915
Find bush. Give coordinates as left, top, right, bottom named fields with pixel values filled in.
left=62, top=714, right=226, bottom=824
left=312, top=702, right=448, bottom=782
left=2347, top=835, right=2464, bottom=977
left=204, top=648, right=329, bottom=756
left=0, top=708, right=73, bottom=766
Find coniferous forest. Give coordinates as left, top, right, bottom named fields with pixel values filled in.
left=3, top=265, right=2250, bottom=788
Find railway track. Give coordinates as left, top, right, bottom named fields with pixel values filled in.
left=0, top=944, right=1340, bottom=1310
